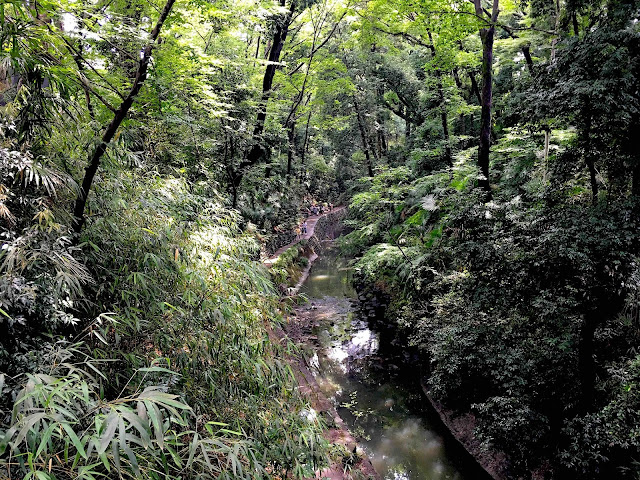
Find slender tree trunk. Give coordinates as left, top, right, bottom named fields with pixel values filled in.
left=369, top=124, right=380, bottom=163
left=71, top=0, right=176, bottom=234
left=72, top=31, right=95, bottom=120
left=354, top=96, right=374, bottom=177
left=457, top=41, right=482, bottom=105
left=551, top=0, right=561, bottom=62
left=301, top=109, right=311, bottom=167
left=405, top=111, right=412, bottom=145
left=375, top=86, right=387, bottom=159
left=543, top=126, right=550, bottom=180
left=471, top=0, right=499, bottom=196
left=229, top=0, right=296, bottom=198
left=477, top=25, right=496, bottom=195
left=380, top=130, right=387, bottom=154
left=522, top=44, right=534, bottom=76
left=246, top=0, right=296, bottom=167
left=469, top=71, right=482, bottom=105
left=452, top=68, right=462, bottom=89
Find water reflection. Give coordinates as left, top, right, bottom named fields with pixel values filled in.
left=299, top=245, right=465, bottom=480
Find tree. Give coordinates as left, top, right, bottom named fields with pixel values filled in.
left=473, top=0, right=499, bottom=195
left=72, top=0, right=177, bottom=233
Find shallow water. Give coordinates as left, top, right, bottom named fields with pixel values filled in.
left=299, top=245, right=464, bottom=480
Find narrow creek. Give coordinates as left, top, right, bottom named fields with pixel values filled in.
left=297, top=243, right=466, bottom=480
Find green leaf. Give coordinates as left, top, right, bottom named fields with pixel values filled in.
left=62, top=423, right=88, bottom=459
left=34, top=422, right=56, bottom=459
left=187, top=431, right=198, bottom=467
left=92, top=330, right=109, bottom=346
left=97, top=412, right=118, bottom=455
left=120, top=411, right=151, bottom=449
left=143, top=400, right=164, bottom=449
left=14, top=412, right=47, bottom=446
left=138, top=366, right=178, bottom=375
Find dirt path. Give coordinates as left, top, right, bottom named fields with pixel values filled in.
left=263, top=206, right=345, bottom=267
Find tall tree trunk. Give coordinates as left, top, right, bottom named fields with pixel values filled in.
left=472, top=0, right=499, bottom=196
left=286, top=120, right=296, bottom=184
left=551, top=0, right=561, bottom=62
left=245, top=0, right=296, bottom=168
left=375, top=86, right=387, bottom=159
left=405, top=111, right=412, bottom=145
left=301, top=109, right=311, bottom=167
left=452, top=67, right=463, bottom=89
left=71, top=0, right=176, bottom=234
left=543, top=126, right=550, bottom=180
left=477, top=24, right=496, bottom=195
left=354, top=96, right=374, bottom=177
left=522, top=44, right=534, bottom=76
left=229, top=0, right=296, bottom=199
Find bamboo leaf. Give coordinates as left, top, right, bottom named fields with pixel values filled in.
left=187, top=431, right=198, bottom=467
left=34, top=422, right=56, bottom=459
left=14, top=412, right=47, bottom=446
left=62, top=423, right=88, bottom=459
left=120, top=411, right=151, bottom=449
left=143, top=400, right=164, bottom=449
left=97, top=412, right=118, bottom=455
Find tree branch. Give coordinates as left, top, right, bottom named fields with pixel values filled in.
left=71, top=0, right=176, bottom=234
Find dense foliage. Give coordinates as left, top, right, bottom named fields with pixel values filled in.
left=1, top=0, right=639, bottom=477
left=339, top=0, right=640, bottom=476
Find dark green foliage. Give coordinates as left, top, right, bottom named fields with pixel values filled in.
left=345, top=130, right=640, bottom=476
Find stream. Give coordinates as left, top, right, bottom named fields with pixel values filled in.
left=298, top=243, right=465, bottom=480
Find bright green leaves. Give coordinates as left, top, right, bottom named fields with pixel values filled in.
left=0, top=366, right=223, bottom=479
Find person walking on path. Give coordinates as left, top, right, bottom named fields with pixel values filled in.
left=302, top=221, right=308, bottom=235
left=295, top=225, right=301, bottom=240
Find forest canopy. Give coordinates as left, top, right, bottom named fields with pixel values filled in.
left=1, top=0, right=639, bottom=477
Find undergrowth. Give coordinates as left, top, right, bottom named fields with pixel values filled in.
left=0, top=165, right=327, bottom=479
